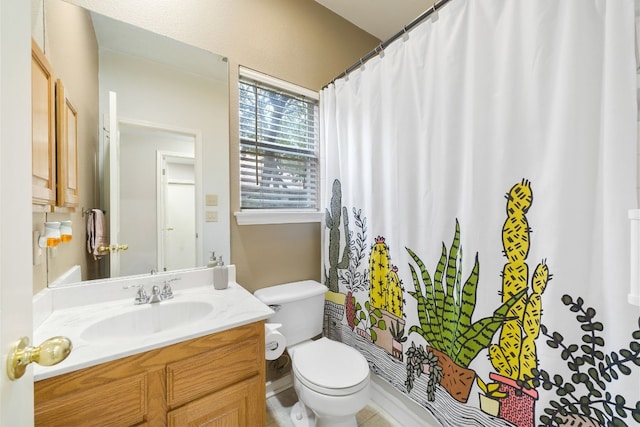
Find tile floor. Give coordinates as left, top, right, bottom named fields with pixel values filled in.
left=266, top=386, right=400, bottom=427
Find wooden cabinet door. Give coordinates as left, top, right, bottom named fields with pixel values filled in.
left=35, top=373, right=149, bottom=426
left=31, top=40, right=56, bottom=208
left=167, top=375, right=265, bottom=427
left=55, top=79, right=79, bottom=209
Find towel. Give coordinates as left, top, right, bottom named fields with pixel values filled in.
left=86, top=209, right=108, bottom=259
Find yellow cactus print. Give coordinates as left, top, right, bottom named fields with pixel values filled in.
left=387, top=266, right=403, bottom=318
left=369, top=236, right=403, bottom=318
left=369, top=236, right=391, bottom=310
left=489, top=180, right=551, bottom=385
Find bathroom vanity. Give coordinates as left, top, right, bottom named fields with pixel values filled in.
left=32, top=267, right=273, bottom=426
left=35, top=322, right=264, bottom=426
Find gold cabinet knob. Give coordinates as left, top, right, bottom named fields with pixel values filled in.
left=117, top=244, right=128, bottom=251
left=7, top=336, right=72, bottom=380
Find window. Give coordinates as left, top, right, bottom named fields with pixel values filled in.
left=238, top=68, right=319, bottom=212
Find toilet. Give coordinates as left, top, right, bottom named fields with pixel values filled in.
left=255, top=280, right=371, bottom=427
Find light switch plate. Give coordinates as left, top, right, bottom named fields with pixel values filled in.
left=205, top=194, right=218, bottom=206
left=205, top=211, right=218, bottom=222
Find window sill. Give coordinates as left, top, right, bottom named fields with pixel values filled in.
left=234, top=210, right=323, bottom=225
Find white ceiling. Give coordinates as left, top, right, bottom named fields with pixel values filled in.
left=313, top=0, right=436, bottom=41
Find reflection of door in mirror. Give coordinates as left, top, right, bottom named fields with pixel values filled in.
left=106, top=91, right=121, bottom=278
left=117, top=122, right=198, bottom=277
left=159, top=153, right=196, bottom=272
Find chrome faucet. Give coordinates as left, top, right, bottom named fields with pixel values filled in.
left=149, top=285, right=163, bottom=304
left=124, top=277, right=179, bottom=305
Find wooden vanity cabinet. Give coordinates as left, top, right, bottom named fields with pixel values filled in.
left=34, top=321, right=266, bottom=427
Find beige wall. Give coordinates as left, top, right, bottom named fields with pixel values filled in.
left=38, top=0, right=380, bottom=293
left=220, top=3, right=380, bottom=292
left=32, top=0, right=101, bottom=294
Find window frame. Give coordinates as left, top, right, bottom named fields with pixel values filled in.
left=235, top=67, right=322, bottom=225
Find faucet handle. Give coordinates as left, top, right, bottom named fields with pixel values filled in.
left=161, top=281, right=174, bottom=299
left=134, top=287, right=149, bottom=305
left=124, top=283, right=149, bottom=304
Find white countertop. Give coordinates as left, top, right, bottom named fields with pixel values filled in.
left=33, top=267, right=273, bottom=381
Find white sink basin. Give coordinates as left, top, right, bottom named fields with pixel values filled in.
left=80, top=301, right=214, bottom=342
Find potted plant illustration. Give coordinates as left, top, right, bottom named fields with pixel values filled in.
left=368, top=236, right=405, bottom=355
left=476, top=376, right=507, bottom=417
left=389, top=319, right=408, bottom=361
left=519, top=294, right=640, bottom=427
left=488, top=180, right=550, bottom=427
left=324, top=179, right=350, bottom=339
left=341, top=207, right=369, bottom=331
left=405, top=341, right=444, bottom=402
left=406, top=219, right=525, bottom=403
left=353, top=299, right=386, bottom=343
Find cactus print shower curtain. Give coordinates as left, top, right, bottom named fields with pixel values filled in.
left=320, top=1, right=639, bottom=426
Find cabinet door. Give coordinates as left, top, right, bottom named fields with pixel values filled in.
left=31, top=40, right=56, bottom=208
left=35, top=373, right=149, bottom=426
left=55, top=79, right=79, bottom=209
left=167, top=375, right=265, bottom=427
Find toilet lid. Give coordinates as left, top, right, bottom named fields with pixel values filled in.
left=292, top=337, right=369, bottom=395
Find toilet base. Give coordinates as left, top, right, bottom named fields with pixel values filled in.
left=290, top=401, right=314, bottom=427
left=290, top=401, right=358, bottom=427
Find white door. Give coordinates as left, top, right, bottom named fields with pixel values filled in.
left=164, top=177, right=196, bottom=271
left=158, top=154, right=196, bottom=271
left=1, top=0, right=35, bottom=424
left=106, top=91, right=122, bottom=277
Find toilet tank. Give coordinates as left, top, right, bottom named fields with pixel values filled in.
left=254, top=280, right=326, bottom=347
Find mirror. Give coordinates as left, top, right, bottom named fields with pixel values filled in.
left=42, top=0, right=230, bottom=286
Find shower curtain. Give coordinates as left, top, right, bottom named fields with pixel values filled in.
left=321, top=1, right=639, bottom=426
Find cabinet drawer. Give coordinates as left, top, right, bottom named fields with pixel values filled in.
left=35, top=373, right=147, bottom=427
left=166, top=334, right=261, bottom=408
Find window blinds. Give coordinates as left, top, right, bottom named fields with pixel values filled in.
left=239, top=75, right=319, bottom=209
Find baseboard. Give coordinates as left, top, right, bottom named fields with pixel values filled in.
left=266, top=372, right=294, bottom=398
left=370, top=373, right=441, bottom=427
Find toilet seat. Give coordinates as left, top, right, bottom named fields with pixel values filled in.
left=292, top=337, right=370, bottom=396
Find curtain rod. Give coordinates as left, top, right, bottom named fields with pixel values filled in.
left=325, top=0, right=452, bottom=88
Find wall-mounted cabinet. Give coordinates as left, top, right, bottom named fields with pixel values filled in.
left=31, top=40, right=79, bottom=212
left=31, top=40, right=56, bottom=209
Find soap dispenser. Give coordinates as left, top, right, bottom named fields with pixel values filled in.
left=207, top=251, right=217, bottom=267
left=213, top=256, right=228, bottom=290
